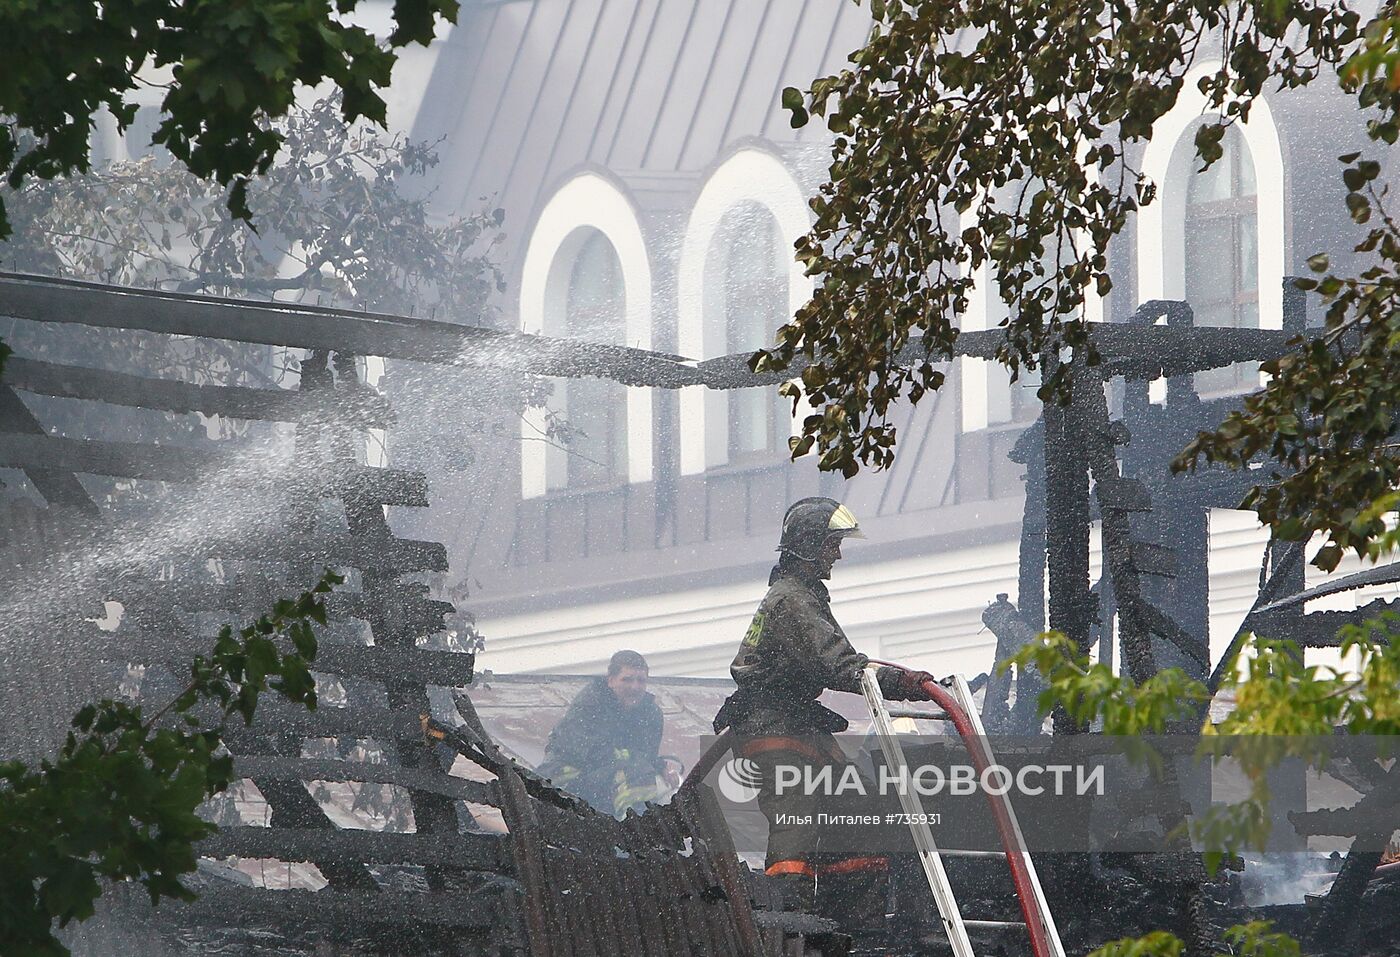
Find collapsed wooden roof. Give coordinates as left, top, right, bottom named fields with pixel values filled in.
left=0, top=272, right=837, bottom=955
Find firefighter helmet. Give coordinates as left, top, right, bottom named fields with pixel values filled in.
left=776, top=497, right=865, bottom=561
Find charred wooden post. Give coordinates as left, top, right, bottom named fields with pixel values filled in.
left=980, top=593, right=1048, bottom=734
left=986, top=419, right=1050, bottom=733
left=1043, top=352, right=1096, bottom=735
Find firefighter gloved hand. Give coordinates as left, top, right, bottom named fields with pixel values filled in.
left=876, top=666, right=935, bottom=701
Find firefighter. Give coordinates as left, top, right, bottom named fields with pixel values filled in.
left=714, top=497, right=934, bottom=931
left=537, top=650, right=678, bottom=817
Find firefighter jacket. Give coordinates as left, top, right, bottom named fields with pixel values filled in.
left=536, top=677, right=666, bottom=815
left=715, top=563, right=868, bottom=738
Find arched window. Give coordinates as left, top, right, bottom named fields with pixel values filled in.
left=519, top=172, right=653, bottom=499
left=677, top=148, right=808, bottom=475
left=1181, top=124, right=1259, bottom=395
left=554, top=230, right=628, bottom=490
left=710, top=203, right=788, bottom=460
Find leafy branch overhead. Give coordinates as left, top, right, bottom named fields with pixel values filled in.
left=2, top=92, right=504, bottom=324
left=768, top=0, right=1367, bottom=477
left=767, top=1, right=1400, bottom=565
left=0, top=0, right=460, bottom=238
left=0, top=570, right=342, bottom=956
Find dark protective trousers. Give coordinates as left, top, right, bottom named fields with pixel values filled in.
left=736, top=732, right=889, bottom=930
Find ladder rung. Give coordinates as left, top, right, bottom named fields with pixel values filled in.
left=862, top=667, right=1065, bottom=957
left=964, top=920, right=1027, bottom=930
left=939, top=849, right=1005, bottom=859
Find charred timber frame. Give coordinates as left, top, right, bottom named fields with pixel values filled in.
left=0, top=272, right=830, bottom=956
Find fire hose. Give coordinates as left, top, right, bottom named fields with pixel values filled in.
left=680, top=663, right=1057, bottom=957
left=870, top=659, right=1056, bottom=957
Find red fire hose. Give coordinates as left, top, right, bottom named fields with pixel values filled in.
left=871, top=661, right=1055, bottom=957
left=681, top=667, right=1056, bottom=957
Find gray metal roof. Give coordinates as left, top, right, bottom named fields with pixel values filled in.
left=412, top=0, right=869, bottom=274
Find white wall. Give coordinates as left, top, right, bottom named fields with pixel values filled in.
left=474, top=541, right=1029, bottom=678
left=478, top=511, right=1387, bottom=683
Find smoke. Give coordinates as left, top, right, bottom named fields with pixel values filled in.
left=1240, top=854, right=1338, bottom=906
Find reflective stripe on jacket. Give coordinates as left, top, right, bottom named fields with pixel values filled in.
left=718, top=564, right=868, bottom=737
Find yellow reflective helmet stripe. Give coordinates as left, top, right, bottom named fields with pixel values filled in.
left=827, top=503, right=865, bottom=538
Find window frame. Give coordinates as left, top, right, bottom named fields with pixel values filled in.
left=517, top=173, right=654, bottom=500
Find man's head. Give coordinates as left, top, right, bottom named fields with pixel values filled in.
left=606, top=649, right=650, bottom=708
left=776, top=497, right=864, bottom=580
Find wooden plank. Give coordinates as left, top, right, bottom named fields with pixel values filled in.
left=1291, top=598, right=1400, bottom=648
left=662, top=855, right=700, bottom=957
left=551, top=850, right=590, bottom=951
left=589, top=855, right=629, bottom=957
left=268, top=640, right=474, bottom=686
left=199, top=826, right=509, bottom=871
left=616, top=854, right=662, bottom=957
left=237, top=755, right=495, bottom=804
left=675, top=787, right=765, bottom=957
left=0, top=385, right=101, bottom=515
left=221, top=702, right=435, bottom=746
left=1094, top=477, right=1153, bottom=513
left=91, top=525, right=448, bottom=576
left=157, top=883, right=501, bottom=930
left=0, top=432, right=429, bottom=505
left=497, top=764, right=558, bottom=957
left=4, top=356, right=393, bottom=427
left=1128, top=539, right=1178, bottom=578
left=681, top=892, right=714, bottom=957
left=165, top=531, right=449, bottom=575
left=115, top=578, right=451, bottom=636
left=92, top=625, right=475, bottom=685
left=0, top=271, right=703, bottom=388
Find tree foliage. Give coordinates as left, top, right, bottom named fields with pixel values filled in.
left=768, top=0, right=1363, bottom=476
left=0, top=92, right=506, bottom=514
left=1087, top=921, right=1301, bottom=957
left=770, top=0, right=1400, bottom=570
left=1009, top=618, right=1400, bottom=847
left=0, top=570, right=342, bottom=956
left=1007, top=615, right=1400, bottom=955
left=1, top=91, right=502, bottom=321
left=1176, top=158, right=1400, bottom=571
left=0, top=0, right=459, bottom=238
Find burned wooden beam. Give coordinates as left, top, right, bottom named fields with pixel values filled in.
left=0, top=432, right=429, bottom=505
left=90, top=625, right=475, bottom=685
left=0, top=271, right=704, bottom=388
left=182, top=532, right=450, bottom=576
left=198, top=827, right=511, bottom=872
left=220, top=701, right=432, bottom=745
left=5, top=355, right=394, bottom=427
left=160, top=884, right=504, bottom=930
left=0, top=385, right=101, bottom=515
left=235, top=755, right=495, bottom=805
left=1288, top=599, right=1400, bottom=648
left=906, top=322, right=1295, bottom=380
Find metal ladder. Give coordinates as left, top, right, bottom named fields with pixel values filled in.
left=859, top=666, right=1066, bottom=957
